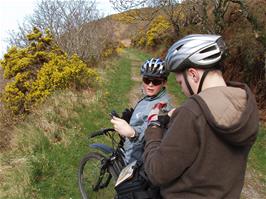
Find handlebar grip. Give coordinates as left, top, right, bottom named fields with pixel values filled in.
left=90, top=130, right=104, bottom=138
left=89, top=128, right=115, bottom=138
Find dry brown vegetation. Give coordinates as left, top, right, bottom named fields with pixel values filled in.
left=109, top=0, right=266, bottom=120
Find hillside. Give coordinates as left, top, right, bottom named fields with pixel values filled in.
left=0, top=1, right=265, bottom=198
left=104, top=1, right=266, bottom=121
left=0, top=48, right=265, bottom=198
left=0, top=0, right=265, bottom=119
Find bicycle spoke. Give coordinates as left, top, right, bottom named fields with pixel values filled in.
left=78, top=152, right=116, bottom=199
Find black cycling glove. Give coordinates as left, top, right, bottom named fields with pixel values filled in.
left=121, top=108, right=134, bottom=123
left=158, top=113, right=170, bottom=128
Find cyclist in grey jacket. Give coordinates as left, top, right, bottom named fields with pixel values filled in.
left=111, top=58, right=172, bottom=164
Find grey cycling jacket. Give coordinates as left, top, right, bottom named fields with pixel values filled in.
left=123, top=88, right=172, bottom=164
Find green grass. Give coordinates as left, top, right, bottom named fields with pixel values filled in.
left=248, top=126, right=266, bottom=182
left=0, top=50, right=139, bottom=199
left=1, top=48, right=265, bottom=198
left=36, top=55, right=135, bottom=198
left=125, top=48, right=151, bottom=61
left=167, top=73, right=187, bottom=105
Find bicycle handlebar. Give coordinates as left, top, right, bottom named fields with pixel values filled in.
left=90, top=128, right=115, bottom=138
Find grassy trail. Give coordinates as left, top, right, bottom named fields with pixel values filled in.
left=0, top=48, right=265, bottom=199
left=0, top=48, right=150, bottom=199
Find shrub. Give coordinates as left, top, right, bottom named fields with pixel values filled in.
left=146, top=16, right=172, bottom=47
left=131, top=30, right=147, bottom=47
left=100, top=41, right=126, bottom=59
left=0, top=28, right=99, bottom=114
left=131, top=15, right=172, bottom=48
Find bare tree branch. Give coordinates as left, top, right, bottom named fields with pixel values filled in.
left=5, top=0, right=118, bottom=62
left=110, top=0, right=182, bottom=35
left=211, top=0, right=248, bottom=33
left=109, top=0, right=149, bottom=12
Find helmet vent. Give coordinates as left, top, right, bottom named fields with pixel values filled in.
left=200, top=45, right=217, bottom=54
left=175, top=45, right=183, bottom=52
left=203, top=52, right=221, bottom=60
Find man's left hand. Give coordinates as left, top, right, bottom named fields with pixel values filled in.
left=147, top=102, right=167, bottom=122
left=147, top=102, right=171, bottom=128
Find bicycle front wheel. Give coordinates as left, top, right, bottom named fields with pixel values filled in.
left=78, top=152, right=116, bottom=199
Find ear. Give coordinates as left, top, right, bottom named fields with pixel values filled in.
left=187, top=68, right=200, bottom=83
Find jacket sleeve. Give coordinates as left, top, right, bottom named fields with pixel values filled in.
left=143, top=107, right=200, bottom=186
left=131, top=125, right=147, bottom=142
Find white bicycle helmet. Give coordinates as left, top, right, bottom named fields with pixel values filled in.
left=165, top=34, right=227, bottom=95
left=165, top=34, right=226, bottom=72
left=141, top=58, right=169, bottom=79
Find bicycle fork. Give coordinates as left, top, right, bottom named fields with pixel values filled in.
left=93, top=158, right=112, bottom=191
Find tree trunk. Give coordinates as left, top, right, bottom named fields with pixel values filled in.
left=265, top=53, right=266, bottom=81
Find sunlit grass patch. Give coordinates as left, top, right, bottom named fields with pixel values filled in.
left=248, top=126, right=266, bottom=180
left=0, top=49, right=136, bottom=198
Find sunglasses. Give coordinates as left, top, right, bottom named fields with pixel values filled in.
left=143, top=77, right=164, bottom=86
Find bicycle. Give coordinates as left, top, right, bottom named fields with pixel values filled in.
left=78, top=127, right=126, bottom=199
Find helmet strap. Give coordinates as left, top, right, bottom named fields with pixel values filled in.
left=183, top=70, right=194, bottom=96
left=197, top=69, right=211, bottom=94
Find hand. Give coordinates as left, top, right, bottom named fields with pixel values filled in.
left=147, top=102, right=167, bottom=123
left=157, top=108, right=176, bottom=128
left=147, top=102, right=170, bottom=128
left=168, top=108, right=176, bottom=117
left=121, top=108, right=134, bottom=123
left=111, top=116, right=135, bottom=137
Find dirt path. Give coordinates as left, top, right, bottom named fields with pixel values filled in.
left=241, top=166, right=266, bottom=198
left=125, top=49, right=265, bottom=199
left=125, top=51, right=144, bottom=107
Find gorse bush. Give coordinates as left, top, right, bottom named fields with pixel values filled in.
left=132, top=15, right=172, bottom=48
left=0, top=27, right=100, bottom=114
left=100, top=41, right=121, bottom=59
left=146, top=15, right=172, bottom=47
left=132, top=30, right=147, bottom=47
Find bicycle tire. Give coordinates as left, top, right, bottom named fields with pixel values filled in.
left=78, top=152, right=115, bottom=199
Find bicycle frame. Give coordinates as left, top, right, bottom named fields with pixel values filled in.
left=88, top=128, right=126, bottom=191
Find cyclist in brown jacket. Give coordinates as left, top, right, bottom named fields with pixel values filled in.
left=143, top=34, right=259, bottom=199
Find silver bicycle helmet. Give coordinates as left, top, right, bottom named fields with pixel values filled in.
left=140, top=58, right=169, bottom=79
left=165, top=34, right=226, bottom=72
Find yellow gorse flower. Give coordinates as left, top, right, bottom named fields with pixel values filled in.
left=0, top=28, right=100, bottom=114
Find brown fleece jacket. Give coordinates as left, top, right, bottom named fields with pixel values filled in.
left=143, top=82, right=259, bottom=199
